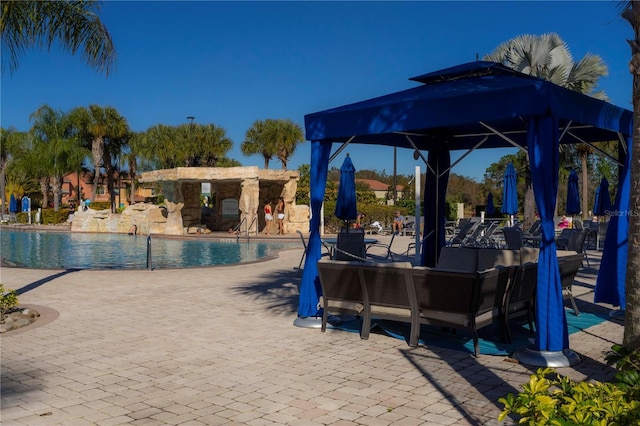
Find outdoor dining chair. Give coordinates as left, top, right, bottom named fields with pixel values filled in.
left=558, top=254, right=584, bottom=316
left=501, top=227, right=523, bottom=250
left=296, top=230, right=330, bottom=275
left=365, top=231, right=397, bottom=261
left=334, top=231, right=366, bottom=261
left=557, top=229, right=590, bottom=271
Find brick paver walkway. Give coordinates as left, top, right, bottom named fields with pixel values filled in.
left=1, top=235, right=624, bottom=425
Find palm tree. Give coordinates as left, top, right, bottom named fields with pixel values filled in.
left=274, top=119, right=304, bottom=170
left=70, top=105, right=128, bottom=202
left=192, top=124, right=233, bottom=167
left=103, top=131, right=128, bottom=212
left=622, top=2, right=640, bottom=351
left=124, top=131, right=145, bottom=206
left=29, top=105, right=88, bottom=211
left=484, top=33, right=609, bottom=226
left=242, top=120, right=277, bottom=169
left=1, top=0, right=116, bottom=76
left=145, top=124, right=178, bottom=169
left=0, top=128, right=27, bottom=214
left=241, top=119, right=304, bottom=169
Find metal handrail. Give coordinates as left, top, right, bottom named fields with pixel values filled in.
left=146, top=235, right=152, bottom=271
left=247, top=215, right=257, bottom=237
left=235, top=217, right=247, bottom=241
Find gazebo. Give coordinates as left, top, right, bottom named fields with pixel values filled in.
left=299, top=61, right=633, bottom=366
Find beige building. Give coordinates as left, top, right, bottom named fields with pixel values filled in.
left=355, top=179, right=405, bottom=201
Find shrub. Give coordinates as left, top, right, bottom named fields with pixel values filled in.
left=88, top=201, right=110, bottom=210
left=0, top=284, right=18, bottom=315
left=41, top=208, right=70, bottom=224
left=499, top=346, right=640, bottom=425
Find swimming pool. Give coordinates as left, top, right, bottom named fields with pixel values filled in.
left=1, top=229, right=300, bottom=269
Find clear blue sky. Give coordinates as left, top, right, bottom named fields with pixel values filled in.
left=1, top=1, right=632, bottom=181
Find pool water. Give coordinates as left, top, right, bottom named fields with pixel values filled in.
left=1, top=230, right=299, bottom=269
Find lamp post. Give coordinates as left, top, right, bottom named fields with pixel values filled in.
left=186, top=116, right=195, bottom=167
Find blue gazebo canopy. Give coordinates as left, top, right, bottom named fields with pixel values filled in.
left=305, top=62, right=630, bottom=151
left=301, top=61, right=633, bottom=362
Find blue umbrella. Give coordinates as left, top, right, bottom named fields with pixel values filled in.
left=486, top=193, right=495, bottom=216
left=9, top=194, right=17, bottom=213
left=335, top=154, right=357, bottom=227
left=501, top=163, right=518, bottom=226
left=566, top=170, right=581, bottom=216
left=593, top=177, right=612, bottom=217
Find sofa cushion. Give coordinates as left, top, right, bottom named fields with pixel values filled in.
left=436, top=247, right=478, bottom=272
left=477, top=249, right=520, bottom=271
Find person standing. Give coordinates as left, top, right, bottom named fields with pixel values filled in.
left=276, top=197, right=285, bottom=235
left=263, top=200, right=273, bottom=235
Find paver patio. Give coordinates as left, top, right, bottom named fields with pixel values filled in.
left=1, top=234, right=624, bottom=425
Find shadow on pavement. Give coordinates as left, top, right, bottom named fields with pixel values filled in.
left=14, top=269, right=82, bottom=296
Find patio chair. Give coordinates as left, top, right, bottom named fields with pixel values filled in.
left=475, top=221, right=501, bottom=248
left=558, top=254, right=584, bottom=316
left=365, top=231, right=397, bottom=261
left=555, top=229, right=576, bottom=249
left=597, top=222, right=608, bottom=251
left=502, top=262, right=538, bottom=342
left=461, top=223, right=488, bottom=247
left=447, top=220, right=475, bottom=247
left=296, top=230, right=330, bottom=276
left=357, top=262, right=419, bottom=347
left=524, top=219, right=542, bottom=236
left=403, top=216, right=416, bottom=236
left=317, top=259, right=365, bottom=334
left=412, top=266, right=512, bottom=357
left=334, top=231, right=366, bottom=261
left=557, top=229, right=590, bottom=271
left=501, top=227, right=523, bottom=250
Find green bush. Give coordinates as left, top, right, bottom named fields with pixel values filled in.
left=0, top=284, right=18, bottom=315
left=41, top=208, right=70, bottom=224
left=499, top=346, right=640, bottom=425
left=88, top=201, right=110, bottom=210
left=322, top=200, right=407, bottom=233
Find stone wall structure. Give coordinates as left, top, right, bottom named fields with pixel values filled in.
left=131, top=166, right=308, bottom=236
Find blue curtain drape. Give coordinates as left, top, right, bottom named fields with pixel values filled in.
left=421, top=147, right=450, bottom=267
left=527, top=116, right=569, bottom=351
left=595, top=137, right=631, bottom=308
left=298, top=140, right=332, bottom=318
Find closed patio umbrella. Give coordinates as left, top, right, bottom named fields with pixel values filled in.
left=593, top=177, right=612, bottom=217
left=501, top=163, right=518, bottom=226
left=9, top=194, right=17, bottom=214
left=486, top=192, right=495, bottom=216
left=335, top=154, right=358, bottom=230
left=566, top=170, right=581, bottom=217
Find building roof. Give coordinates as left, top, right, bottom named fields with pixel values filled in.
left=356, top=179, right=403, bottom=191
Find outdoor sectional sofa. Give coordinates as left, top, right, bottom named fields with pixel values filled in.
left=317, top=246, right=584, bottom=357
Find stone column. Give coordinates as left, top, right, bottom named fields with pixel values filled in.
left=162, top=182, right=185, bottom=235
left=239, top=177, right=259, bottom=233
left=281, top=178, right=298, bottom=233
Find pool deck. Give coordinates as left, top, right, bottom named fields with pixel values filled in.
left=1, top=233, right=625, bottom=425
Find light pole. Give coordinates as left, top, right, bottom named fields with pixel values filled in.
left=186, top=116, right=195, bottom=167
